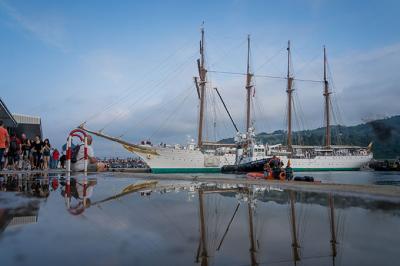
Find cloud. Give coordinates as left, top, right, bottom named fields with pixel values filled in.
left=0, top=0, right=68, bottom=50
left=330, top=43, right=400, bottom=123
left=81, top=50, right=128, bottom=84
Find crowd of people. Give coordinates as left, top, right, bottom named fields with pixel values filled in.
left=263, top=155, right=294, bottom=180
left=0, top=120, right=60, bottom=171
left=0, top=121, right=144, bottom=172
left=98, top=157, right=146, bottom=169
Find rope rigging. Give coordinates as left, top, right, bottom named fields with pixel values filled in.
left=81, top=39, right=198, bottom=125
left=98, top=60, right=196, bottom=134
left=208, top=70, right=324, bottom=84
left=96, top=51, right=199, bottom=132
left=149, top=88, right=195, bottom=140
left=119, top=84, right=195, bottom=139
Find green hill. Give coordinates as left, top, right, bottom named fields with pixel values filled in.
left=219, top=115, right=400, bottom=159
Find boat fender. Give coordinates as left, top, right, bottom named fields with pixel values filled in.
left=266, top=171, right=274, bottom=180
left=279, top=171, right=286, bottom=180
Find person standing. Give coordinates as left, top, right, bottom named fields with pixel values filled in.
left=0, top=121, right=9, bottom=170
left=52, top=148, right=60, bottom=169
left=42, top=139, right=51, bottom=170
left=285, top=160, right=294, bottom=180
left=6, top=133, right=21, bottom=170
left=31, top=136, right=43, bottom=170
left=20, top=133, right=31, bottom=169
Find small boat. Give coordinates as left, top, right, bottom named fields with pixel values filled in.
left=246, top=172, right=265, bottom=179
left=246, top=171, right=320, bottom=183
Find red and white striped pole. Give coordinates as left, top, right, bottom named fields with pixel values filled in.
left=82, top=176, right=88, bottom=207
left=83, top=135, right=88, bottom=207
left=65, top=170, right=71, bottom=208
left=83, top=136, right=88, bottom=173
left=66, top=135, right=72, bottom=173
left=65, top=135, right=72, bottom=208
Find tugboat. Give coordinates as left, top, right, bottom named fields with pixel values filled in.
left=369, top=157, right=400, bottom=171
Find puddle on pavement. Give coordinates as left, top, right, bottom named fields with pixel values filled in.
left=1, top=173, right=400, bottom=266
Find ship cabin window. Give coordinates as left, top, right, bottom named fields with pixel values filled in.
left=253, top=148, right=264, bottom=154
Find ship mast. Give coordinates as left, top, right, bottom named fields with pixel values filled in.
left=290, top=191, right=300, bottom=264
left=198, top=189, right=209, bottom=266
left=248, top=199, right=258, bottom=266
left=197, top=27, right=207, bottom=148
left=286, top=41, right=294, bottom=151
left=323, top=46, right=331, bottom=147
left=245, top=34, right=253, bottom=132
left=328, top=194, right=337, bottom=266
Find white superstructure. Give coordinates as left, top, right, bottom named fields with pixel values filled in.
left=123, top=140, right=236, bottom=173
left=268, top=144, right=373, bottom=171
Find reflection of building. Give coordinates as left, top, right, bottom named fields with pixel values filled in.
left=0, top=207, right=40, bottom=233
left=0, top=98, right=42, bottom=138
left=8, top=216, right=38, bottom=227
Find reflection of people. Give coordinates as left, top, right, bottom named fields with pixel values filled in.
left=72, top=135, right=106, bottom=172
left=51, top=177, right=59, bottom=191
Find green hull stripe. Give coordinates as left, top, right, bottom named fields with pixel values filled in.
left=152, top=167, right=359, bottom=173
left=292, top=168, right=359, bottom=172
left=151, top=168, right=221, bottom=174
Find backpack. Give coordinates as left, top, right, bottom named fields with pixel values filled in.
left=9, top=137, right=18, bottom=152
left=71, top=145, right=82, bottom=163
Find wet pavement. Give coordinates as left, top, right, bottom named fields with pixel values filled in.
left=1, top=172, right=400, bottom=266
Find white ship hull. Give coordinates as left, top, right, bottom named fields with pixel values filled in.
left=130, top=146, right=236, bottom=173
left=277, top=154, right=373, bottom=171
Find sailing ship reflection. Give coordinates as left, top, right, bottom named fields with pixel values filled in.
left=61, top=176, right=158, bottom=215
left=195, top=186, right=340, bottom=266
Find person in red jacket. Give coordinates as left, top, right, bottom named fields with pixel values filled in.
left=0, top=120, right=9, bottom=169
left=52, top=148, right=60, bottom=169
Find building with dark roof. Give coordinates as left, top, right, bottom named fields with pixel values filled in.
left=0, top=98, right=42, bottom=138
left=0, top=98, right=17, bottom=131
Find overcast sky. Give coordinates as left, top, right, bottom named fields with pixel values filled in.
left=0, top=0, right=399, bottom=157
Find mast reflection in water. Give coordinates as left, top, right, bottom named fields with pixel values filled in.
left=0, top=173, right=400, bottom=266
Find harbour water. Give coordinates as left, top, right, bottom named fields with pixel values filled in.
left=1, top=172, right=400, bottom=266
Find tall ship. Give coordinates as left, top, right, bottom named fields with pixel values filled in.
left=81, top=27, right=237, bottom=173
left=235, top=40, right=373, bottom=171
left=80, top=28, right=372, bottom=173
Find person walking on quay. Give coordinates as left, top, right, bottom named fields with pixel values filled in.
left=21, top=133, right=31, bottom=169
left=5, top=132, right=21, bottom=170
left=51, top=148, right=60, bottom=169
left=31, top=135, right=44, bottom=170
left=0, top=120, right=10, bottom=170
left=43, top=139, right=51, bottom=170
